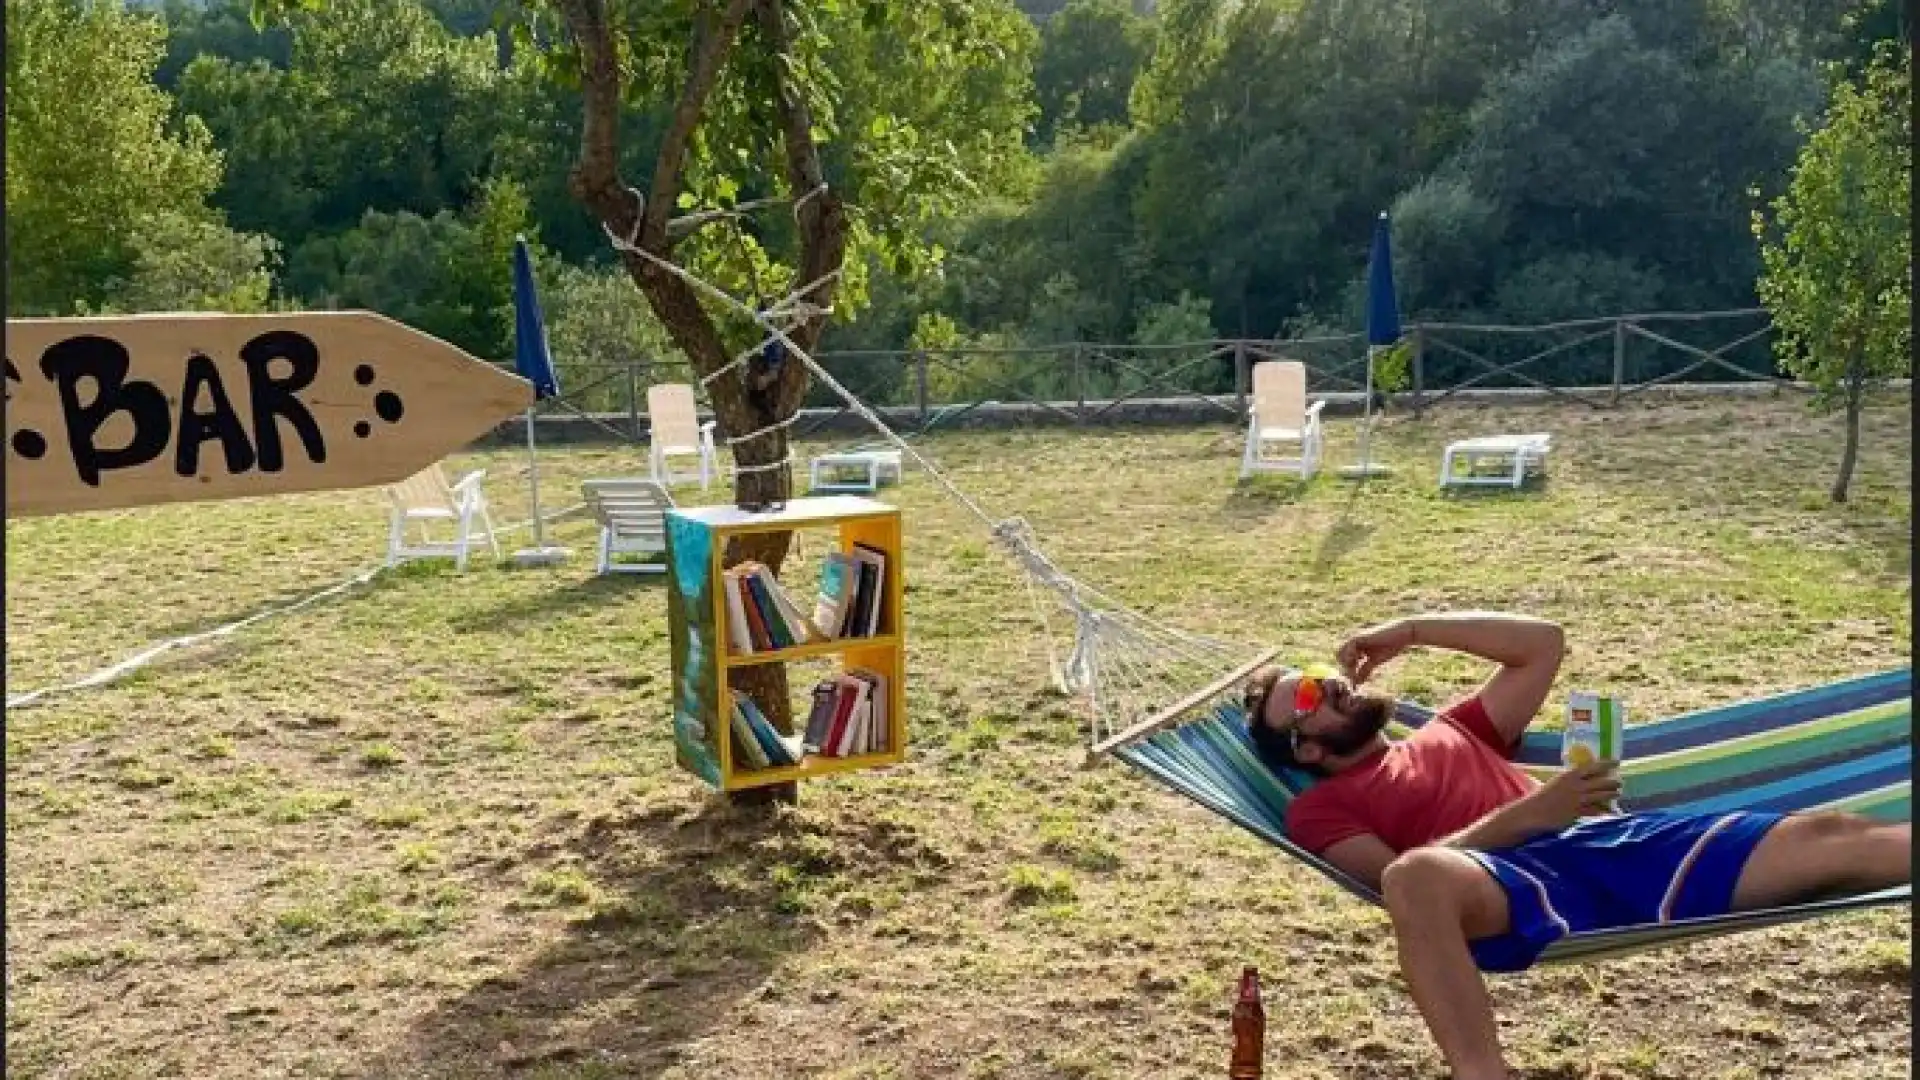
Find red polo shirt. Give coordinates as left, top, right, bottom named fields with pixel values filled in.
left=1285, top=695, right=1539, bottom=855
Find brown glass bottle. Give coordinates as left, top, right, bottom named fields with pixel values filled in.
left=1230, top=966, right=1264, bottom=1079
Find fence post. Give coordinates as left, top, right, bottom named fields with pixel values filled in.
left=1233, top=341, right=1249, bottom=415
left=915, top=351, right=929, bottom=426
left=1410, top=326, right=1426, bottom=419
left=626, top=355, right=643, bottom=443
left=1073, top=343, right=1086, bottom=422
left=1611, top=319, right=1628, bottom=406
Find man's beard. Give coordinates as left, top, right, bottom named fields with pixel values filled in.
left=1311, top=697, right=1392, bottom=757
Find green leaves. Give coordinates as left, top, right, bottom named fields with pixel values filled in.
left=6, top=0, right=229, bottom=315
left=1752, top=42, right=1908, bottom=499
left=1754, top=43, right=1910, bottom=407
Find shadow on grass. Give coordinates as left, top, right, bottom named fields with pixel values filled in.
left=1825, top=501, right=1911, bottom=583
left=148, top=560, right=396, bottom=638
left=353, top=797, right=943, bottom=1079
left=1306, top=479, right=1377, bottom=574
left=449, top=569, right=667, bottom=634
left=1221, top=474, right=1320, bottom=526
left=1312, top=519, right=1376, bottom=575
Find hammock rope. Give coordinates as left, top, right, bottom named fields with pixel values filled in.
left=606, top=223, right=1911, bottom=964
left=605, top=222, right=1266, bottom=747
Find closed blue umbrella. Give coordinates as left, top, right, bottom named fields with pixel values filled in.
left=1365, top=211, right=1401, bottom=348
left=510, top=236, right=569, bottom=565
left=514, top=237, right=560, bottom=400
left=1342, top=212, right=1398, bottom=479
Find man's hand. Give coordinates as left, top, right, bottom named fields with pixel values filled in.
left=1337, top=611, right=1565, bottom=747
left=1337, top=619, right=1417, bottom=685
left=1439, top=759, right=1622, bottom=851
left=1515, top=760, right=1622, bottom=833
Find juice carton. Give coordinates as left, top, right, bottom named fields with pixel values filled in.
left=1564, top=691, right=1625, bottom=813
left=1562, top=691, right=1625, bottom=769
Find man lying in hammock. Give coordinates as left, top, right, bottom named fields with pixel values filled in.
left=1239, top=610, right=1911, bottom=1080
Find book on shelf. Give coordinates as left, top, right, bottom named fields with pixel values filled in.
left=729, top=667, right=888, bottom=772
left=801, top=667, right=890, bottom=759
left=730, top=695, right=804, bottom=770
left=723, top=561, right=827, bottom=656
left=812, top=552, right=857, bottom=640
left=727, top=549, right=892, bottom=656
left=848, top=543, right=888, bottom=638
left=807, top=545, right=890, bottom=642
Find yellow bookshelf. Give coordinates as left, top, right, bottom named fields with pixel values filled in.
left=663, top=495, right=907, bottom=792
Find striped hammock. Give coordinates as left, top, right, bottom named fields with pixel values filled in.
left=1115, top=669, right=1913, bottom=967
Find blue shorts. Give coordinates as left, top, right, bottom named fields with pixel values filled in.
left=1463, top=810, right=1785, bottom=972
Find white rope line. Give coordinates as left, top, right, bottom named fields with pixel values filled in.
left=699, top=338, right=771, bottom=390
left=723, top=412, right=802, bottom=447
left=694, top=270, right=844, bottom=401
left=6, top=562, right=390, bottom=710
left=494, top=501, right=587, bottom=536
left=665, top=183, right=829, bottom=235
left=606, top=222, right=996, bottom=520
left=727, top=453, right=795, bottom=476
left=791, top=182, right=828, bottom=216
left=606, top=225, right=1223, bottom=628
left=7, top=499, right=587, bottom=711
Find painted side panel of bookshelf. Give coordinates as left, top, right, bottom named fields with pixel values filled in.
left=664, top=512, right=725, bottom=789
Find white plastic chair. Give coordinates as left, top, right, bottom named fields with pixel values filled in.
left=581, top=477, right=676, bottom=575
left=385, top=463, right=499, bottom=572
left=1439, top=432, right=1554, bottom=490
left=646, top=383, right=717, bottom=489
left=1239, top=360, right=1325, bottom=480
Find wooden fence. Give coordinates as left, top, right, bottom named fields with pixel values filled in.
left=506, top=308, right=1803, bottom=443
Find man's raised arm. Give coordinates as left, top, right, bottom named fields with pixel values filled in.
left=1338, top=611, right=1565, bottom=746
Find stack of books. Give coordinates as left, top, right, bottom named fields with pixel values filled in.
left=724, top=546, right=890, bottom=657
left=812, top=543, right=889, bottom=640
left=728, top=666, right=891, bottom=771
left=803, top=667, right=891, bottom=758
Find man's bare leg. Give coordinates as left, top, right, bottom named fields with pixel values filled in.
left=1381, top=848, right=1515, bottom=1080
left=1731, top=812, right=1910, bottom=910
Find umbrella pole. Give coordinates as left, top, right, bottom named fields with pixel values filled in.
left=526, top=407, right=545, bottom=550
left=1339, top=345, right=1393, bottom=480
left=511, top=403, right=571, bottom=567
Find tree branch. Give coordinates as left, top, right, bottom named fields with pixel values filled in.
left=753, top=0, right=849, bottom=416
left=554, top=0, right=753, bottom=427
left=646, top=0, right=759, bottom=247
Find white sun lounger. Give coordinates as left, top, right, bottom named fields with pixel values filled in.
left=1439, top=432, right=1553, bottom=490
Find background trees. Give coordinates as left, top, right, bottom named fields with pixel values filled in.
left=6, top=0, right=1906, bottom=388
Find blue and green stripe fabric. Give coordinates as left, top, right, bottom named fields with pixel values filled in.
left=1113, top=669, right=1911, bottom=966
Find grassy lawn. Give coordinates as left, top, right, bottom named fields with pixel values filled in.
left=6, top=390, right=1910, bottom=1080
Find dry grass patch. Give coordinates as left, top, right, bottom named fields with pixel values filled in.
left=6, top=393, right=1910, bottom=1079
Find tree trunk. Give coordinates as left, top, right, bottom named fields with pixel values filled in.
left=1831, top=362, right=1864, bottom=504
left=555, top=0, right=849, bottom=807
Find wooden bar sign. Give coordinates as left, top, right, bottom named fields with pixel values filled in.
left=4, top=311, right=532, bottom=518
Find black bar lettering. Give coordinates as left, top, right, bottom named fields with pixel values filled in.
left=39, top=335, right=172, bottom=487
left=239, top=330, right=326, bottom=471
left=175, top=352, right=257, bottom=478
